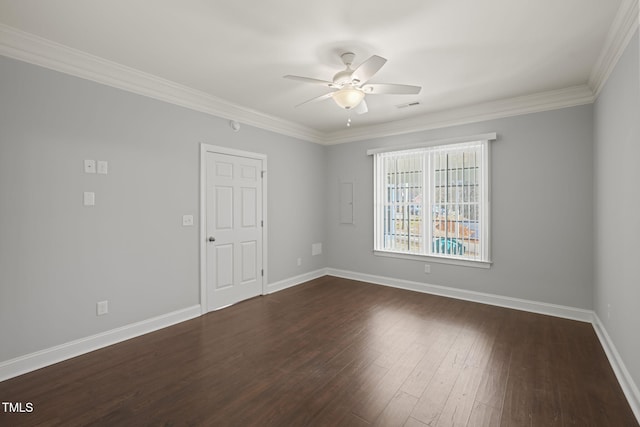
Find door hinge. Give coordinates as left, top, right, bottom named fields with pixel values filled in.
left=261, top=171, right=265, bottom=178
left=261, top=269, right=264, bottom=277
left=261, top=220, right=264, bottom=227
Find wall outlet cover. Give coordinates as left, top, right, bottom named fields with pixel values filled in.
left=182, top=215, right=194, bottom=226
left=96, top=300, right=108, bottom=316
left=83, top=192, right=95, bottom=206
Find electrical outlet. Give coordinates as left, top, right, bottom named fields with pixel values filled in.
left=424, top=264, right=431, bottom=274
left=297, top=257, right=302, bottom=266
left=182, top=215, right=194, bottom=226
left=97, top=300, right=109, bottom=316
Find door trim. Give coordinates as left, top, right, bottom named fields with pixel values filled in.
left=200, top=143, right=268, bottom=314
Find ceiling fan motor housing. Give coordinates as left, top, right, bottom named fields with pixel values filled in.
left=340, top=52, right=355, bottom=66
left=333, top=69, right=353, bottom=85
left=332, top=52, right=357, bottom=85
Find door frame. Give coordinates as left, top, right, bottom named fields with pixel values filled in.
left=200, top=143, right=268, bottom=314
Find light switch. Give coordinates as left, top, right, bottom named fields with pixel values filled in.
left=84, top=159, right=96, bottom=174
left=97, top=160, right=108, bottom=175
left=83, top=192, right=95, bottom=206
left=182, top=215, right=194, bottom=226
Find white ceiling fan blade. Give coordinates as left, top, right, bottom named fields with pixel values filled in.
left=295, top=91, right=335, bottom=107
left=361, top=83, right=422, bottom=95
left=354, top=99, right=368, bottom=115
left=284, top=75, right=336, bottom=87
left=350, top=55, right=387, bottom=84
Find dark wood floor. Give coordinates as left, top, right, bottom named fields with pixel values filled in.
left=0, top=276, right=637, bottom=426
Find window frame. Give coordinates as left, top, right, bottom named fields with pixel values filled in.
left=368, top=133, right=495, bottom=268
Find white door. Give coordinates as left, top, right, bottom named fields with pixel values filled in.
left=206, top=151, right=263, bottom=311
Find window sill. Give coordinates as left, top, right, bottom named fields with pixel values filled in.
left=373, top=250, right=492, bottom=269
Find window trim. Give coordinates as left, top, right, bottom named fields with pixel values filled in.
left=369, top=133, right=496, bottom=266
left=373, top=250, right=492, bottom=269
left=366, top=133, right=497, bottom=156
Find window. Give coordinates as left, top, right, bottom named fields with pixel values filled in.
left=370, top=135, right=493, bottom=265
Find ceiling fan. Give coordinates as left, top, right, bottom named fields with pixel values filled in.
left=284, top=52, right=421, bottom=115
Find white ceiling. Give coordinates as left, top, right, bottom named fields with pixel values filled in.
left=0, top=0, right=634, bottom=143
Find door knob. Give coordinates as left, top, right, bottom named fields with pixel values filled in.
left=208, top=237, right=216, bottom=242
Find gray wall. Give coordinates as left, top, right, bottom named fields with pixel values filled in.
left=0, top=56, right=326, bottom=362
left=326, top=105, right=595, bottom=309
left=594, top=30, right=640, bottom=393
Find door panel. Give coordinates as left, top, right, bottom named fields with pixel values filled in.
left=241, top=241, right=257, bottom=283
left=216, top=187, right=233, bottom=229
left=241, top=187, right=257, bottom=227
left=241, top=164, right=257, bottom=179
left=215, top=244, right=234, bottom=289
left=206, top=152, right=263, bottom=311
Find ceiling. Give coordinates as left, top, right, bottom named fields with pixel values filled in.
left=0, top=0, right=634, bottom=143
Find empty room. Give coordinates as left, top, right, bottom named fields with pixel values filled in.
left=1, top=1, right=639, bottom=426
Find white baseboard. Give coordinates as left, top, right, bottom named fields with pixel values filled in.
left=326, top=268, right=594, bottom=322
left=266, top=268, right=328, bottom=294
left=592, top=314, right=640, bottom=422
left=0, top=268, right=328, bottom=383
left=0, top=305, right=201, bottom=382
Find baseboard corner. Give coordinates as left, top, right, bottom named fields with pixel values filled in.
left=591, top=314, right=640, bottom=423
left=266, top=268, right=328, bottom=294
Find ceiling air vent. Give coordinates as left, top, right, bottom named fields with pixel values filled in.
left=396, top=101, right=421, bottom=109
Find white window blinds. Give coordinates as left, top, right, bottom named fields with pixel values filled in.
left=372, top=138, right=491, bottom=263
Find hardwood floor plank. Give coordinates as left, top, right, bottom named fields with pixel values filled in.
left=467, top=401, right=502, bottom=427
left=404, top=417, right=429, bottom=427
left=435, top=305, right=502, bottom=426
left=284, top=345, right=382, bottom=426
left=0, top=276, right=637, bottom=427
left=399, top=328, right=457, bottom=398
left=499, top=312, right=537, bottom=427
left=373, top=390, right=419, bottom=427
left=352, top=341, right=428, bottom=422
left=473, top=330, right=512, bottom=411
left=341, top=413, right=371, bottom=427
left=308, top=361, right=389, bottom=426
left=531, top=316, right=563, bottom=426
left=435, top=365, right=485, bottom=427
left=409, top=315, right=480, bottom=425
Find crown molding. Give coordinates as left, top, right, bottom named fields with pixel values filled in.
left=0, top=22, right=621, bottom=146
left=589, top=0, right=639, bottom=97
left=0, top=23, right=325, bottom=144
left=323, top=85, right=595, bottom=145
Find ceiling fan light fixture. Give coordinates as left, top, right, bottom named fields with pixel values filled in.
left=332, top=88, right=365, bottom=110
left=285, top=52, right=421, bottom=116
